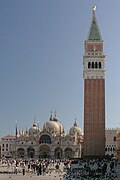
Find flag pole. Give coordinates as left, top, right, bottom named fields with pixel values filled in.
left=15, top=121, right=17, bottom=160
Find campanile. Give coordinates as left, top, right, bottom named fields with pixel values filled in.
left=83, top=7, right=106, bottom=158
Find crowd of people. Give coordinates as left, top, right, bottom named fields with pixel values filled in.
left=0, top=158, right=64, bottom=176
left=0, top=158, right=120, bottom=179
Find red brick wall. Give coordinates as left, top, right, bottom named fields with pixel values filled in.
left=84, top=79, right=105, bottom=157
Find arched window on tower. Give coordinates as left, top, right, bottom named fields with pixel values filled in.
left=99, top=62, right=102, bottom=68
left=95, top=62, right=98, bottom=68
left=92, top=62, right=94, bottom=68
left=88, top=62, right=91, bottom=69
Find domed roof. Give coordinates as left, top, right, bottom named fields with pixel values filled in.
left=29, top=123, right=40, bottom=136
left=69, top=120, right=82, bottom=136
left=43, top=114, right=64, bottom=135
left=43, top=120, right=60, bottom=134
left=52, top=116, right=64, bottom=134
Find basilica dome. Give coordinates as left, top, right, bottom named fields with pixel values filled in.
left=29, top=123, right=40, bottom=136
left=52, top=117, right=64, bottom=134
left=69, top=121, right=82, bottom=136
left=43, top=115, right=64, bottom=135
left=43, top=119, right=60, bottom=134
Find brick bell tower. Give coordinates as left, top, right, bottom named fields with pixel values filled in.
left=83, top=6, right=106, bottom=158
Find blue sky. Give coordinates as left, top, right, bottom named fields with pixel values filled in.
left=0, top=0, right=120, bottom=136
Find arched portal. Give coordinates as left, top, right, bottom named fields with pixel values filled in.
left=54, top=147, right=63, bottom=159
left=64, top=148, right=73, bottom=159
left=40, top=134, right=51, bottom=144
left=27, top=147, right=35, bottom=158
left=17, top=148, right=25, bottom=158
left=39, top=145, right=50, bottom=159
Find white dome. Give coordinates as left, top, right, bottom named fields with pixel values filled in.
left=43, top=120, right=60, bottom=134
left=69, top=121, right=82, bottom=136
left=29, top=123, right=39, bottom=136
left=52, top=117, right=64, bottom=134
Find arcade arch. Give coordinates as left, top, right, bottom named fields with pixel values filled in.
left=64, top=148, right=73, bottom=159
left=17, top=148, right=25, bottom=158
left=39, top=145, right=50, bottom=159
left=27, top=147, right=35, bottom=158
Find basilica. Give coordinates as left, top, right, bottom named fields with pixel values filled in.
left=0, top=114, right=83, bottom=159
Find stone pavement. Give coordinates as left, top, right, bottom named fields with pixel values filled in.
left=0, top=164, right=65, bottom=180
left=0, top=163, right=65, bottom=180
left=0, top=173, right=64, bottom=180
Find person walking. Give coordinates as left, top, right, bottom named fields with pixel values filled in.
left=22, top=164, right=25, bottom=176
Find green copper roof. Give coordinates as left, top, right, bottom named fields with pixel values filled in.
left=88, top=11, right=102, bottom=41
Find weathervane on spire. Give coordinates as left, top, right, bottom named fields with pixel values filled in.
left=92, top=6, right=96, bottom=13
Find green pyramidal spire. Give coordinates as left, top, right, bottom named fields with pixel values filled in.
left=88, top=6, right=102, bottom=41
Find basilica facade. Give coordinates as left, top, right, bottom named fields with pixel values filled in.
left=1, top=115, right=83, bottom=159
